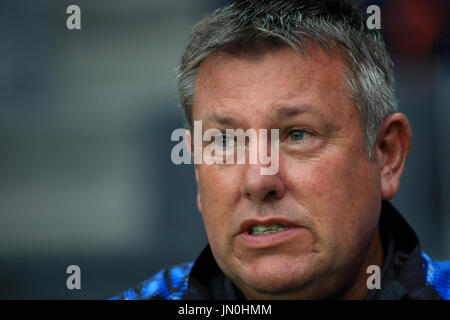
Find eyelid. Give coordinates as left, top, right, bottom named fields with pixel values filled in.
left=286, top=127, right=314, bottom=137
left=213, top=133, right=235, bottom=145
left=220, top=133, right=236, bottom=141
left=282, top=127, right=317, bottom=146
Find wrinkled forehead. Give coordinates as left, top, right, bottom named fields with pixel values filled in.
left=192, top=42, right=356, bottom=127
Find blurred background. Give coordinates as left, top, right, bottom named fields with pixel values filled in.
left=0, top=0, right=448, bottom=299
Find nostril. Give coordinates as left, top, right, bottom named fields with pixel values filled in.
left=268, top=190, right=277, bottom=197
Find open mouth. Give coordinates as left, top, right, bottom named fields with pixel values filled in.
left=237, top=220, right=303, bottom=249
left=249, top=223, right=289, bottom=235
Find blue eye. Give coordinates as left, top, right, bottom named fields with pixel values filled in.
left=288, top=129, right=305, bottom=142
left=218, top=134, right=234, bottom=147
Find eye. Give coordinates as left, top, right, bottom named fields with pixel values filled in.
left=281, top=127, right=321, bottom=154
left=215, top=134, right=234, bottom=147
left=287, top=129, right=307, bottom=142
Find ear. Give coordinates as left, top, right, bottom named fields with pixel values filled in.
left=186, top=130, right=203, bottom=214
left=195, top=169, right=203, bottom=214
left=375, top=113, right=412, bottom=200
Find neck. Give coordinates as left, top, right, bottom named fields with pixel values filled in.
left=340, top=225, right=384, bottom=300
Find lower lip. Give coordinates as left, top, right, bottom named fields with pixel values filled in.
left=236, top=227, right=305, bottom=249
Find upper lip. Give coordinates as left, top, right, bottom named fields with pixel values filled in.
left=238, top=217, right=301, bottom=235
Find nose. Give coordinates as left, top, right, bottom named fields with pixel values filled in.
left=241, top=163, right=286, bottom=202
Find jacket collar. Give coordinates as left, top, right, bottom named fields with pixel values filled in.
left=365, top=201, right=441, bottom=299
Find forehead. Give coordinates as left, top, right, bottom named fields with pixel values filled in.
left=192, top=42, right=356, bottom=126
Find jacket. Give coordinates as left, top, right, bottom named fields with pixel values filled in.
left=110, top=201, right=450, bottom=300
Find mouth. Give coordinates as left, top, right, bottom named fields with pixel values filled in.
left=236, top=218, right=305, bottom=249
left=248, top=223, right=290, bottom=235
left=239, top=218, right=299, bottom=235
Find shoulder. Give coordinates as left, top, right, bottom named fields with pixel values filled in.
left=422, top=251, right=450, bottom=300
left=109, top=262, right=193, bottom=300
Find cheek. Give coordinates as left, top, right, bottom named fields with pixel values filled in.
left=197, top=166, right=241, bottom=240
left=283, top=150, right=380, bottom=250
left=198, top=166, right=240, bottom=211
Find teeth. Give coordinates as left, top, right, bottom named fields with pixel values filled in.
left=250, top=224, right=289, bottom=235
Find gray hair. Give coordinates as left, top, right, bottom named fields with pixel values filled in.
left=176, top=0, right=398, bottom=160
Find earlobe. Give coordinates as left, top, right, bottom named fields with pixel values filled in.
left=377, top=113, right=412, bottom=200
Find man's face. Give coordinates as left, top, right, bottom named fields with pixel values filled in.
left=192, top=43, right=383, bottom=299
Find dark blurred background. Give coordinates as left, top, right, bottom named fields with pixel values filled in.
left=0, top=0, right=448, bottom=299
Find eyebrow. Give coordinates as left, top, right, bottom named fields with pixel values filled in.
left=203, top=113, right=244, bottom=128
left=202, top=103, right=323, bottom=128
left=272, top=104, right=322, bottom=120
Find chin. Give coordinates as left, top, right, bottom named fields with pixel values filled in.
left=236, top=257, right=317, bottom=296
